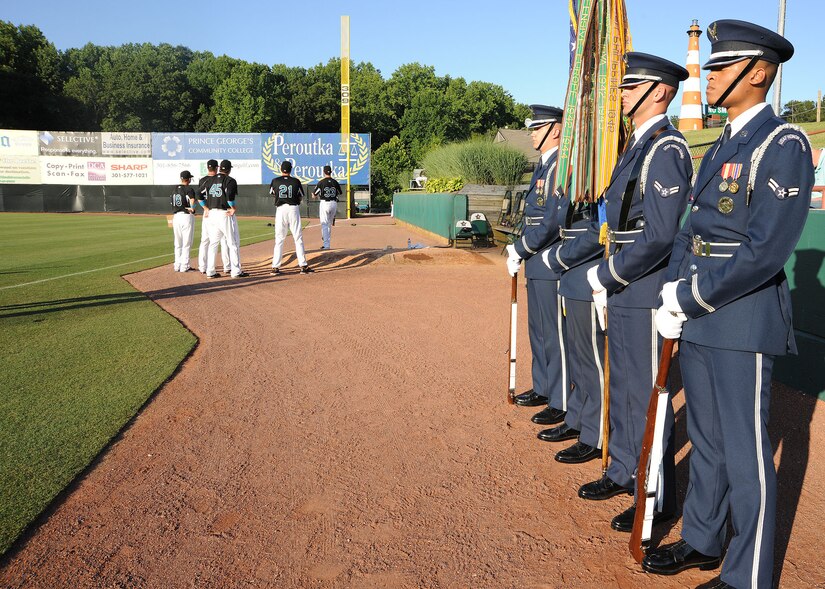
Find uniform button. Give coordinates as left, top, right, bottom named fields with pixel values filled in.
left=691, top=205, right=699, bottom=212
left=689, top=264, right=698, bottom=272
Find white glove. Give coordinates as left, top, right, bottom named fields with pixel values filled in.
left=587, top=265, right=607, bottom=331
left=661, top=280, right=685, bottom=313
left=655, top=306, right=687, bottom=339
left=506, top=244, right=522, bottom=277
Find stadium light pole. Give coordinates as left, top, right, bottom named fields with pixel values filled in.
left=772, top=0, right=786, bottom=116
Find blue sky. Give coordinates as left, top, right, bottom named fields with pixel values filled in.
left=4, top=0, right=821, bottom=117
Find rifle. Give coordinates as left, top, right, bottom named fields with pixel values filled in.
left=507, top=274, right=518, bottom=404
left=599, top=227, right=611, bottom=476
left=629, top=337, right=676, bottom=563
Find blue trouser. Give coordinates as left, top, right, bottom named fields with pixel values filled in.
left=679, top=342, right=776, bottom=589
left=605, top=305, right=675, bottom=511
left=562, top=298, right=604, bottom=449
left=526, top=278, right=569, bottom=410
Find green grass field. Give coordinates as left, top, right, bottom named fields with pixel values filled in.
left=0, top=213, right=274, bottom=555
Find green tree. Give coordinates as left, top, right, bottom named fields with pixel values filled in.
left=286, top=59, right=340, bottom=132
left=212, top=62, right=288, bottom=132
left=351, top=61, right=395, bottom=146
left=0, top=21, right=63, bottom=128
left=386, top=62, right=442, bottom=124
left=371, top=135, right=414, bottom=205
left=185, top=52, right=243, bottom=131
left=781, top=100, right=817, bottom=123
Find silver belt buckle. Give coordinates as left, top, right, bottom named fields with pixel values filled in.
left=606, top=228, right=616, bottom=243
left=691, top=235, right=710, bottom=257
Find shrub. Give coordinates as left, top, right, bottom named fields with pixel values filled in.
left=421, top=139, right=527, bottom=186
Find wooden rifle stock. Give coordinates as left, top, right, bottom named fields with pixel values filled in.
left=629, top=338, right=676, bottom=563
left=507, top=274, right=518, bottom=404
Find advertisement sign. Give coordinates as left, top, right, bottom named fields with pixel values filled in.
left=151, top=133, right=262, bottom=161
left=101, top=132, right=151, bottom=157
left=260, top=132, right=370, bottom=185
left=152, top=159, right=261, bottom=186
left=0, top=156, right=41, bottom=184
left=38, top=131, right=102, bottom=157
left=40, top=157, right=153, bottom=185
left=0, top=130, right=40, bottom=156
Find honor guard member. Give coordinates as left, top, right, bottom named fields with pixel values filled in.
left=579, top=52, right=691, bottom=531
left=171, top=170, right=197, bottom=272
left=539, top=191, right=604, bottom=464
left=506, top=105, right=571, bottom=427
left=199, top=159, right=245, bottom=278
left=270, top=160, right=314, bottom=274
left=198, top=159, right=230, bottom=274
left=219, top=159, right=246, bottom=276
left=314, top=165, right=342, bottom=249
left=645, top=21, right=812, bottom=589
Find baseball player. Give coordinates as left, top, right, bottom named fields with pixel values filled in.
left=198, top=159, right=230, bottom=274
left=198, top=159, right=246, bottom=278
left=171, top=170, right=197, bottom=272
left=269, top=160, right=313, bottom=274
left=313, top=165, right=342, bottom=249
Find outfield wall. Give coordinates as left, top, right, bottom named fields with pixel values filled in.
left=392, top=193, right=468, bottom=240
left=0, top=184, right=348, bottom=219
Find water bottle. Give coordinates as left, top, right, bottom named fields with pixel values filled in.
left=407, top=238, right=412, bottom=249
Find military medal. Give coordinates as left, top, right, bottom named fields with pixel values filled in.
left=537, top=196, right=545, bottom=206
left=719, top=162, right=743, bottom=195
left=718, top=196, right=734, bottom=214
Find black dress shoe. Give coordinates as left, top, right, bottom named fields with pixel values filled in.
left=695, top=578, right=733, bottom=589
left=513, top=389, right=548, bottom=407
left=556, top=441, right=601, bottom=463
left=531, top=406, right=566, bottom=425
left=537, top=423, right=579, bottom=442
left=610, top=504, right=674, bottom=533
left=642, top=539, right=721, bottom=576
left=578, top=475, right=631, bottom=500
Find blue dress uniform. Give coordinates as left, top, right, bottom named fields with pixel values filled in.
left=542, top=200, right=605, bottom=454
left=644, top=21, right=813, bottom=589
left=590, top=55, right=691, bottom=512
left=513, top=106, right=570, bottom=414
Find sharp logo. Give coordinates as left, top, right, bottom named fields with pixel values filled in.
left=39, top=131, right=54, bottom=145
left=111, top=164, right=148, bottom=171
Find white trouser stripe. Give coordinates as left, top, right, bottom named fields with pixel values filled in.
left=592, top=303, right=605, bottom=448
left=752, top=352, right=766, bottom=589
left=557, top=293, right=567, bottom=411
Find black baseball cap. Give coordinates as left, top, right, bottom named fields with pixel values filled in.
left=206, top=159, right=218, bottom=169
left=323, top=165, right=332, bottom=175
left=281, top=161, right=292, bottom=173
left=220, top=159, right=232, bottom=171
left=180, top=170, right=193, bottom=179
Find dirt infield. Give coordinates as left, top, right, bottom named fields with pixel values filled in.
left=2, top=216, right=824, bottom=588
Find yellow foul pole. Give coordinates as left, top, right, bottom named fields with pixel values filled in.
left=341, top=15, right=351, bottom=219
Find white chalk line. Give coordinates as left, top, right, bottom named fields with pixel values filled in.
left=0, top=231, right=276, bottom=291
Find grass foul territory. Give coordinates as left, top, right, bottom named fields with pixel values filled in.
left=0, top=212, right=272, bottom=555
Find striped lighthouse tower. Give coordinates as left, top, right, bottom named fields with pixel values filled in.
left=678, top=19, right=704, bottom=131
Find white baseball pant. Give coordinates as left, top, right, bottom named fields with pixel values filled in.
left=319, top=200, right=337, bottom=248
left=199, top=210, right=229, bottom=273
left=272, top=204, right=307, bottom=268
left=206, top=210, right=241, bottom=276
left=172, top=211, right=195, bottom=271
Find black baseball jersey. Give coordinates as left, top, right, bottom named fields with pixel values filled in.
left=201, top=174, right=238, bottom=210
left=269, top=175, right=304, bottom=206
left=313, top=177, right=343, bottom=201
left=171, top=185, right=196, bottom=214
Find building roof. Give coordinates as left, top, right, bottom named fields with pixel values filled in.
left=494, top=128, right=539, bottom=164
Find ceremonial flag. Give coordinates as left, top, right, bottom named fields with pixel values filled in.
left=556, top=0, right=632, bottom=203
